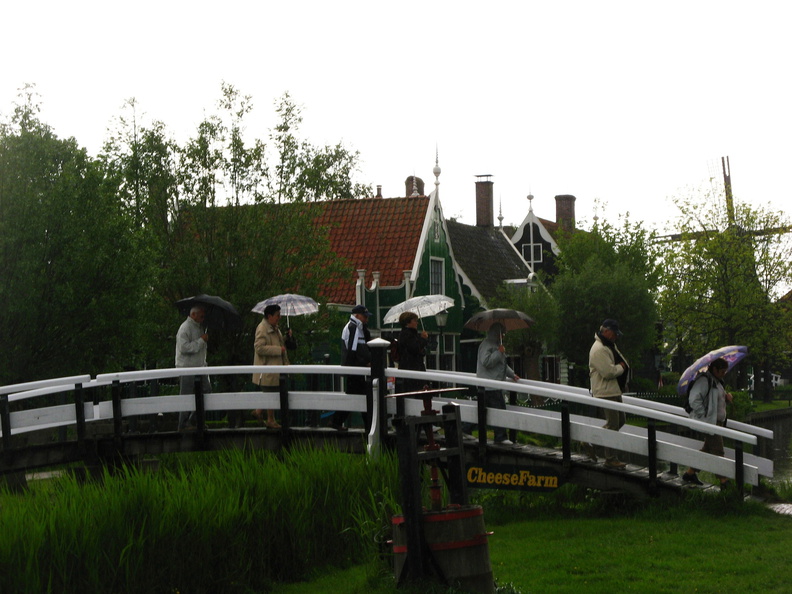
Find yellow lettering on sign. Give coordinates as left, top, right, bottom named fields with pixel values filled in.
left=466, top=466, right=558, bottom=490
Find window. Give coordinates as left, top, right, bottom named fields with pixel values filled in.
left=430, top=258, right=444, bottom=295
left=522, top=243, right=543, bottom=266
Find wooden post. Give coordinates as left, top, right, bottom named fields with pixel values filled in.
left=442, top=403, right=469, bottom=506
left=279, top=376, right=291, bottom=441
left=0, top=394, right=12, bottom=463
left=74, top=383, right=86, bottom=457
left=561, top=402, right=571, bottom=468
left=647, top=419, right=657, bottom=493
left=477, top=387, right=487, bottom=454
left=194, top=375, right=205, bottom=446
left=735, top=443, right=744, bottom=497
left=111, top=380, right=123, bottom=449
left=394, top=417, right=425, bottom=583
left=508, top=390, right=517, bottom=443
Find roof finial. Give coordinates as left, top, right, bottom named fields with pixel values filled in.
left=527, top=191, right=534, bottom=212
left=498, top=195, right=504, bottom=229
left=411, top=172, right=419, bottom=197
left=433, top=145, right=441, bottom=193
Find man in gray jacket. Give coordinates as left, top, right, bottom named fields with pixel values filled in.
left=175, top=305, right=212, bottom=430
left=588, top=319, right=629, bottom=468
left=476, top=323, right=520, bottom=445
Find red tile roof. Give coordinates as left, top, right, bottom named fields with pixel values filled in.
left=307, top=197, right=430, bottom=305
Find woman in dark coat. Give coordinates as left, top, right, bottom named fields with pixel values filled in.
left=396, top=311, right=429, bottom=394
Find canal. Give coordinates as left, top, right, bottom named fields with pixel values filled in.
left=750, top=407, right=792, bottom=483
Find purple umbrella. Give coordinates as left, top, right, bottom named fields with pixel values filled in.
left=677, top=345, right=748, bottom=396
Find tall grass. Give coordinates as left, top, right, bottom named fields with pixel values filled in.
left=0, top=446, right=400, bottom=593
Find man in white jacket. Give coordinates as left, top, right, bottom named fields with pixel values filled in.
left=588, top=319, right=629, bottom=468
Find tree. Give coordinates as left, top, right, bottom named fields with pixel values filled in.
left=658, top=187, right=792, bottom=400
left=0, top=86, right=154, bottom=383
left=267, top=92, right=370, bottom=203
left=498, top=215, right=660, bottom=385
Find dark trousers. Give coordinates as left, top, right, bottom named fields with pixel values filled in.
left=484, top=390, right=508, bottom=442
left=333, top=373, right=370, bottom=428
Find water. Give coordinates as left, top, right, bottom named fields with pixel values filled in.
left=751, top=409, right=792, bottom=483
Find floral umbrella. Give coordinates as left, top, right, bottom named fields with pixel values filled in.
left=677, top=345, right=748, bottom=397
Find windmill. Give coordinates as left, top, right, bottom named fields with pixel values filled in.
left=656, top=157, right=792, bottom=243
left=655, top=157, right=792, bottom=400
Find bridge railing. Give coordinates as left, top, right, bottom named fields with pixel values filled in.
left=0, top=343, right=772, bottom=494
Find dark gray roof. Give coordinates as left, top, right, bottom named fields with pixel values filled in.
left=446, top=220, right=532, bottom=303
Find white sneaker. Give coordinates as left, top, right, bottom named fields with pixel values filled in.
left=462, top=433, right=476, bottom=441
left=495, top=439, right=514, bottom=446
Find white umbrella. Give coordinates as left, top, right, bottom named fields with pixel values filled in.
left=252, top=294, right=319, bottom=326
left=383, top=294, right=455, bottom=325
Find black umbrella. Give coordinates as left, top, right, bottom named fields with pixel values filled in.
left=176, top=294, right=241, bottom=331
left=463, top=308, right=534, bottom=333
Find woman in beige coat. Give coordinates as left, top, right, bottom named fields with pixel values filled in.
left=252, top=304, right=289, bottom=428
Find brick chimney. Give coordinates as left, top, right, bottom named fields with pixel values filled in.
left=475, top=175, right=494, bottom=227
left=555, top=194, right=576, bottom=232
left=404, top=176, right=425, bottom=197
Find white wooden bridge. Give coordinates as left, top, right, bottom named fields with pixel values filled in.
left=0, top=340, right=772, bottom=497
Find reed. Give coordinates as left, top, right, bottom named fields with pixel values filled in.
left=0, top=446, right=401, bottom=593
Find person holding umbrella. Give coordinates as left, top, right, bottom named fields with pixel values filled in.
left=252, top=304, right=288, bottom=429
left=396, top=311, right=429, bottom=394
left=682, top=357, right=734, bottom=488
left=175, top=305, right=212, bottom=431
left=588, top=318, right=629, bottom=468
left=476, top=322, right=520, bottom=445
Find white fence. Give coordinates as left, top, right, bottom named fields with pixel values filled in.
left=0, top=359, right=773, bottom=488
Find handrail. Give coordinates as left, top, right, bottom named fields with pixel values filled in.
left=0, top=375, right=92, bottom=396
left=392, top=368, right=758, bottom=446
left=3, top=365, right=761, bottom=446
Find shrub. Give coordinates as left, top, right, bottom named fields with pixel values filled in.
left=630, top=375, right=657, bottom=393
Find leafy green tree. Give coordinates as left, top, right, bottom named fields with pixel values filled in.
left=267, top=92, right=370, bottom=203
left=0, top=86, right=154, bottom=383
left=498, top=216, right=660, bottom=385
left=658, top=187, right=792, bottom=400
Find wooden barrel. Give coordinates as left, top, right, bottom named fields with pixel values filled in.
left=392, top=505, right=494, bottom=593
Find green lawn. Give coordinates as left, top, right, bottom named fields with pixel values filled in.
left=280, top=496, right=792, bottom=594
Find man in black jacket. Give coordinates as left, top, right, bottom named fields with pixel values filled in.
left=331, top=305, right=372, bottom=431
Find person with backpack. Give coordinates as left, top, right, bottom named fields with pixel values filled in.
left=682, top=357, right=734, bottom=488
left=395, top=311, right=429, bottom=394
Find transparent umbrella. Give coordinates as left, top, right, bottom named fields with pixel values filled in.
left=383, top=294, right=455, bottom=325
left=252, top=293, right=319, bottom=326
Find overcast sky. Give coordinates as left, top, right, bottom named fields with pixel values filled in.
left=3, top=1, right=790, bottom=231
